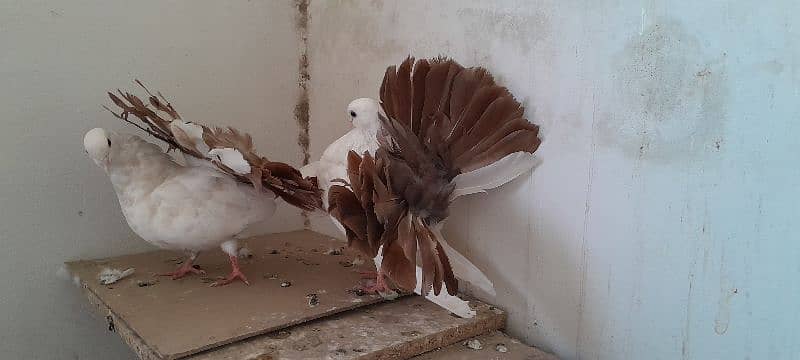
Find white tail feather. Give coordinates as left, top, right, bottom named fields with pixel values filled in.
left=450, top=151, right=537, bottom=200
left=415, top=266, right=476, bottom=318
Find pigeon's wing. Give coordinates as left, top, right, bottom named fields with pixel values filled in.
left=327, top=152, right=383, bottom=258
left=330, top=57, right=541, bottom=296
left=144, top=167, right=271, bottom=244
left=104, top=82, right=323, bottom=211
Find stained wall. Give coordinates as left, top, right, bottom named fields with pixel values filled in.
left=307, top=1, right=800, bottom=359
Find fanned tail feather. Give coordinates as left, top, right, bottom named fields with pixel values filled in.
left=415, top=266, right=477, bottom=319
left=450, top=151, right=538, bottom=200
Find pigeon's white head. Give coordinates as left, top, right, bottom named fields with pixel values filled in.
left=347, top=98, right=383, bottom=130
left=84, top=127, right=113, bottom=168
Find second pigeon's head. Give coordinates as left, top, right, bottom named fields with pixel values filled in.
left=84, top=128, right=113, bottom=168
left=347, top=98, right=383, bottom=130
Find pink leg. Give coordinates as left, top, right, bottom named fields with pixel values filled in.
left=158, top=254, right=205, bottom=279
left=358, top=270, right=379, bottom=279
left=210, top=255, right=250, bottom=287
left=358, top=269, right=391, bottom=294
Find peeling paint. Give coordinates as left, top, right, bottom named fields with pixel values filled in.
left=294, top=0, right=311, bottom=167
left=295, top=0, right=312, bottom=228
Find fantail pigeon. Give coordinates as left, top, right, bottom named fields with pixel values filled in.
left=303, top=57, right=541, bottom=317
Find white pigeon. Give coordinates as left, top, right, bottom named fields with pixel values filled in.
left=304, top=57, right=541, bottom=318
left=85, top=84, right=322, bottom=286
left=301, top=98, right=381, bottom=212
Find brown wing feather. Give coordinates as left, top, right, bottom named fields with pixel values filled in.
left=328, top=185, right=376, bottom=257
left=104, top=82, right=322, bottom=211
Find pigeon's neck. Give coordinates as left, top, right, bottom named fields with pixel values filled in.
left=106, top=137, right=176, bottom=202
left=355, top=124, right=380, bottom=141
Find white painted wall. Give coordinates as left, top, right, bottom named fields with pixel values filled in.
left=3, top=1, right=798, bottom=359
left=0, top=1, right=302, bottom=359
left=308, top=1, right=800, bottom=359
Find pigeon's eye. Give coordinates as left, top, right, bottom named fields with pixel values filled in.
left=107, top=139, right=112, bottom=147
left=349, top=110, right=357, bottom=118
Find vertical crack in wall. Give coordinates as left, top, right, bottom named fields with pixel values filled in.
left=294, top=0, right=312, bottom=228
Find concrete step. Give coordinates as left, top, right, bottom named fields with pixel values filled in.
left=67, top=230, right=533, bottom=359
left=413, top=331, right=558, bottom=360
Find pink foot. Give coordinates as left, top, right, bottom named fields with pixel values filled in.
left=357, top=270, right=391, bottom=294
left=210, top=256, right=250, bottom=287
left=358, top=270, right=379, bottom=279
left=158, top=258, right=205, bottom=280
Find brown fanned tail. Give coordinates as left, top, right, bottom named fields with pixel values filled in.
left=104, top=81, right=323, bottom=211
left=330, top=56, right=541, bottom=295
left=377, top=57, right=542, bottom=295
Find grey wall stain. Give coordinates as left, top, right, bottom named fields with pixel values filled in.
left=295, top=0, right=309, bottom=33
left=456, top=7, right=551, bottom=56
left=682, top=273, right=695, bottom=360
left=714, top=288, right=737, bottom=335
left=597, top=20, right=729, bottom=164
left=369, top=0, right=384, bottom=10
left=314, top=0, right=403, bottom=57
left=758, top=59, right=785, bottom=75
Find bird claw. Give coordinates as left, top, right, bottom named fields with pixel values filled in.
left=357, top=270, right=379, bottom=279
left=210, top=270, right=250, bottom=287
left=157, top=264, right=205, bottom=280
left=358, top=271, right=391, bottom=294
left=358, top=283, right=391, bottom=294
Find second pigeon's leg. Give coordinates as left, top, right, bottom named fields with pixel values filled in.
left=211, top=240, right=250, bottom=287
left=158, top=252, right=205, bottom=279
left=358, top=268, right=391, bottom=294
left=358, top=270, right=379, bottom=278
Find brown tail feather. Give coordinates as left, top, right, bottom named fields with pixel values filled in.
left=410, top=59, right=430, bottom=135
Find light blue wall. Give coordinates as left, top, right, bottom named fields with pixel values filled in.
left=309, top=1, right=800, bottom=359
